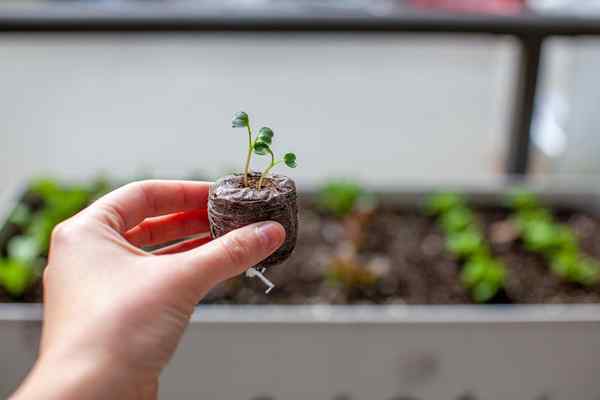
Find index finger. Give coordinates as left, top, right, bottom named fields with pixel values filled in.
left=87, top=180, right=211, bottom=232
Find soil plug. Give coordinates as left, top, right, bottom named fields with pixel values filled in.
left=207, top=112, right=298, bottom=293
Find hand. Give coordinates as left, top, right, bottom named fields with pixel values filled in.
left=12, top=180, right=285, bottom=400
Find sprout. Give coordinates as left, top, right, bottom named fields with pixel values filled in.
left=317, top=181, right=365, bottom=218
left=461, top=255, right=506, bottom=303
left=507, top=188, right=540, bottom=211
left=231, top=111, right=254, bottom=187
left=231, top=111, right=296, bottom=188
left=424, top=192, right=465, bottom=216
left=508, top=190, right=599, bottom=287
left=439, top=206, right=473, bottom=234
left=0, top=259, right=35, bottom=298
left=253, top=136, right=296, bottom=190
left=446, top=229, right=485, bottom=258
left=8, top=204, right=31, bottom=228
left=551, top=251, right=600, bottom=286
left=426, top=191, right=506, bottom=303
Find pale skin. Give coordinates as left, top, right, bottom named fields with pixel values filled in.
left=10, top=180, right=286, bottom=400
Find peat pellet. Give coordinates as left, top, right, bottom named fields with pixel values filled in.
left=207, top=172, right=298, bottom=269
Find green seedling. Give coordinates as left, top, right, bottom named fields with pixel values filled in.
left=25, top=179, right=91, bottom=253
left=232, top=111, right=296, bottom=189
left=446, top=229, right=485, bottom=258
left=8, top=204, right=32, bottom=228
left=461, top=255, right=506, bottom=303
left=520, top=219, right=560, bottom=253
left=508, top=190, right=600, bottom=287
left=317, top=181, right=365, bottom=218
left=424, top=192, right=465, bottom=216
left=0, top=259, right=35, bottom=298
left=507, top=188, right=540, bottom=211
left=551, top=251, right=600, bottom=286
left=439, top=206, right=473, bottom=234
left=426, top=192, right=506, bottom=303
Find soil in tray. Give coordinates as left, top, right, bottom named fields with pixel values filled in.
left=203, top=203, right=600, bottom=305
left=3, top=203, right=600, bottom=305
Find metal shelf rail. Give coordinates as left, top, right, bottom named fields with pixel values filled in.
left=1, top=1, right=599, bottom=175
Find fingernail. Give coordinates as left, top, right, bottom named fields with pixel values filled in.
left=255, top=221, right=284, bottom=250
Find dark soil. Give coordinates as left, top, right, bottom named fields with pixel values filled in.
left=202, top=203, right=600, bottom=305
left=3, top=199, right=600, bottom=305
left=208, top=172, right=298, bottom=269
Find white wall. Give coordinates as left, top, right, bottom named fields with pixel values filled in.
left=0, top=33, right=516, bottom=188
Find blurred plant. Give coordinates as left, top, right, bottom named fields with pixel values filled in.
left=325, top=257, right=378, bottom=290
left=317, top=180, right=373, bottom=218
left=8, top=204, right=32, bottom=228
left=439, top=206, right=474, bottom=234
left=507, top=190, right=599, bottom=285
left=424, top=192, right=465, bottom=216
left=0, top=259, right=36, bottom=298
left=0, top=178, right=111, bottom=297
left=425, top=192, right=506, bottom=303
left=461, top=254, right=506, bottom=303
left=446, top=229, right=485, bottom=258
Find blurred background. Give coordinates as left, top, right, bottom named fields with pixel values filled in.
left=1, top=0, right=599, bottom=189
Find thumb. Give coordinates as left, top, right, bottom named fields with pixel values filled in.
left=174, top=221, right=286, bottom=294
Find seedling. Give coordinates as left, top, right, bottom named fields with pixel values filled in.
left=439, top=206, right=474, bottom=234
left=446, top=229, right=485, bottom=259
left=209, top=112, right=300, bottom=294
left=232, top=111, right=297, bottom=189
left=424, top=192, right=465, bottom=216
left=507, top=188, right=540, bottom=211
left=507, top=190, right=600, bottom=285
left=425, top=192, right=506, bottom=303
left=0, top=259, right=35, bottom=298
left=317, top=180, right=370, bottom=218
left=461, top=255, right=506, bottom=303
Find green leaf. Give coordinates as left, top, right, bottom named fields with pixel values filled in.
left=0, top=259, right=34, bottom=298
left=232, top=111, right=249, bottom=128
left=253, top=141, right=271, bottom=156
left=507, top=189, right=539, bottom=211
left=439, top=206, right=473, bottom=234
left=446, top=230, right=484, bottom=258
left=283, top=153, right=297, bottom=168
left=461, top=258, right=488, bottom=288
left=485, top=260, right=506, bottom=286
left=257, top=127, right=274, bottom=145
left=424, top=193, right=465, bottom=216
left=8, top=204, right=31, bottom=228
left=472, top=280, right=501, bottom=303
left=7, top=236, right=40, bottom=264
left=571, top=257, right=600, bottom=286
left=555, top=226, right=578, bottom=252
left=317, top=181, right=364, bottom=218
left=522, top=220, right=559, bottom=253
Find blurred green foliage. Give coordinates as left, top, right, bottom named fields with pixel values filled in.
left=0, top=177, right=111, bottom=298
left=425, top=192, right=506, bottom=303
left=317, top=181, right=366, bottom=218
left=507, top=189, right=599, bottom=286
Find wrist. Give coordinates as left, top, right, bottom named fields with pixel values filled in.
left=11, top=351, right=158, bottom=400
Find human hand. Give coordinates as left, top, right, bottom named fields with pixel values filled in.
left=12, top=180, right=285, bottom=400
